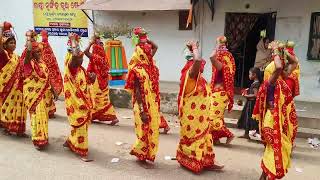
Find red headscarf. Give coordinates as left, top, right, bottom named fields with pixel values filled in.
left=133, top=27, right=154, bottom=62
left=87, top=43, right=109, bottom=90
left=0, top=21, right=15, bottom=69
left=41, top=30, right=48, bottom=43
left=40, top=30, right=63, bottom=95
left=285, top=44, right=300, bottom=97
left=92, top=43, right=106, bottom=58
left=2, top=21, right=15, bottom=44
left=211, top=43, right=236, bottom=112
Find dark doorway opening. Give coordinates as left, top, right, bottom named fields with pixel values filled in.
left=225, top=12, right=277, bottom=89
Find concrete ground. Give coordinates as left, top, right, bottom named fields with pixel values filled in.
left=0, top=101, right=319, bottom=180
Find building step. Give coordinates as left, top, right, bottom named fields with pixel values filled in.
left=224, top=118, right=320, bottom=139
left=58, top=88, right=320, bottom=138
left=108, top=87, right=320, bottom=131
left=226, top=104, right=320, bottom=130
left=60, top=85, right=320, bottom=131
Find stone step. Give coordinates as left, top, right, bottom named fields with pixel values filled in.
left=56, top=95, right=320, bottom=138
left=109, top=87, right=320, bottom=130
left=226, top=104, right=320, bottom=130
left=224, top=118, right=320, bottom=139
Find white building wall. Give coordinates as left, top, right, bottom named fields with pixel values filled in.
left=93, top=10, right=198, bottom=83
left=202, top=0, right=320, bottom=102
left=1, top=0, right=320, bottom=102
left=0, top=0, right=93, bottom=72
left=95, top=0, right=320, bottom=102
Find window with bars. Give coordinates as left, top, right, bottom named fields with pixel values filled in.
left=307, top=12, right=320, bottom=60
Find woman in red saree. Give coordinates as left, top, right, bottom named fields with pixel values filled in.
left=23, top=30, right=51, bottom=150
left=0, top=22, right=26, bottom=136
left=84, top=35, right=118, bottom=125
left=63, top=33, right=95, bottom=162
left=129, top=27, right=170, bottom=134
left=253, top=41, right=298, bottom=180
left=177, top=40, right=223, bottom=173
left=209, top=36, right=235, bottom=144
left=40, top=30, right=62, bottom=118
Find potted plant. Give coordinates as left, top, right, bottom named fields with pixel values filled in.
left=96, top=21, right=132, bottom=44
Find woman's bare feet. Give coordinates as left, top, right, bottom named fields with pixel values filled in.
left=49, top=114, right=56, bottom=119
left=79, top=155, right=93, bottom=162
left=109, top=119, right=119, bottom=126
left=35, top=145, right=47, bottom=151
left=63, top=141, right=93, bottom=162
left=2, top=129, right=12, bottom=136
left=239, top=134, right=250, bottom=139
left=293, top=143, right=297, bottom=149
left=259, top=172, right=267, bottom=180
left=17, top=133, right=29, bottom=138
left=63, top=141, right=70, bottom=150
left=213, top=140, right=221, bottom=145
left=226, top=136, right=235, bottom=145
left=136, top=160, right=155, bottom=169
left=206, top=161, right=224, bottom=171
left=162, top=127, right=170, bottom=134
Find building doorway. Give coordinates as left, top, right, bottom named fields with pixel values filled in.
left=224, top=12, right=277, bottom=89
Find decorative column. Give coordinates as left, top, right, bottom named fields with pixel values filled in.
left=105, top=39, right=128, bottom=86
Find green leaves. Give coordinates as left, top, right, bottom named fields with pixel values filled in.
left=95, top=22, right=132, bottom=40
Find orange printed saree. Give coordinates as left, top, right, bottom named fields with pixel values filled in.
left=210, top=48, right=235, bottom=141
left=0, top=51, right=25, bottom=134
left=24, top=59, right=50, bottom=148
left=64, top=52, right=93, bottom=157
left=87, top=44, right=117, bottom=122
left=125, top=46, right=160, bottom=161
left=253, top=61, right=293, bottom=179
left=176, top=60, right=215, bottom=173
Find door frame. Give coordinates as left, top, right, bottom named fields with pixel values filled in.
left=224, top=12, right=277, bottom=88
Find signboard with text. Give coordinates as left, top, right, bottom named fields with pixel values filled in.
left=33, top=0, right=88, bottom=37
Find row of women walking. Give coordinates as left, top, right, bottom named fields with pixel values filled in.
left=125, top=29, right=237, bottom=171
left=0, top=22, right=171, bottom=160
left=0, top=21, right=300, bottom=179
left=126, top=28, right=300, bottom=180
left=0, top=22, right=121, bottom=161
